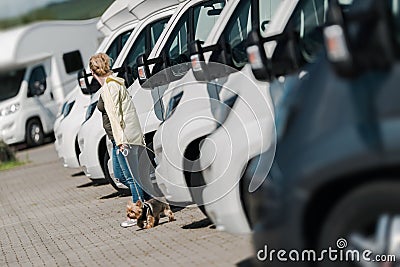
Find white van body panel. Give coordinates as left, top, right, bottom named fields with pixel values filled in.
left=153, top=71, right=217, bottom=204
left=201, top=65, right=275, bottom=234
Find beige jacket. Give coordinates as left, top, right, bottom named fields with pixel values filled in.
left=101, top=75, right=144, bottom=146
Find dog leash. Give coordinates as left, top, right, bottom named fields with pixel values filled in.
left=132, top=174, right=155, bottom=228
left=127, top=144, right=154, bottom=220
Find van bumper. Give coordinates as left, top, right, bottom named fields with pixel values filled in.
left=0, top=113, right=25, bottom=144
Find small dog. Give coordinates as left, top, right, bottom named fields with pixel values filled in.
left=126, top=199, right=175, bottom=229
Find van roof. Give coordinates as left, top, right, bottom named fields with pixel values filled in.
left=128, top=0, right=186, bottom=20
left=97, top=0, right=185, bottom=36
left=0, top=18, right=99, bottom=71
left=97, top=0, right=138, bottom=35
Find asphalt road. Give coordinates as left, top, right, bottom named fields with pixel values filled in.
left=0, top=143, right=253, bottom=266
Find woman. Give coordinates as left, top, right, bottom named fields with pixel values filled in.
left=90, top=53, right=146, bottom=228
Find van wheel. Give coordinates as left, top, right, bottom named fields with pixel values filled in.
left=184, top=137, right=208, bottom=218
left=103, top=149, right=130, bottom=194
left=318, top=182, right=400, bottom=267
left=26, top=119, right=44, bottom=147
left=186, top=171, right=208, bottom=217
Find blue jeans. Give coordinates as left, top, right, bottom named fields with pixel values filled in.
left=111, top=140, right=146, bottom=202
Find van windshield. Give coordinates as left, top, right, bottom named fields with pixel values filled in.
left=0, top=68, right=26, bottom=102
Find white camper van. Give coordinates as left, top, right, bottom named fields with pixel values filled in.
left=122, top=0, right=227, bottom=201
left=0, top=19, right=101, bottom=146
left=192, top=0, right=327, bottom=234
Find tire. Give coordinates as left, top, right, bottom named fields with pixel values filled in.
left=75, top=137, right=81, bottom=165
left=103, top=149, right=130, bottom=194
left=26, top=118, right=44, bottom=147
left=186, top=171, right=208, bottom=217
left=318, top=182, right=400, bottom=267
left=184, top=137, right=209, bottom=218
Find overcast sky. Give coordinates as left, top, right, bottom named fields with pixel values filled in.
left=0, top=0, right=66, bottom=19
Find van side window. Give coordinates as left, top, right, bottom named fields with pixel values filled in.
left=151, top=17, right=170, bottom=48
left=228, top=1, right=252, bottom=68
left=162, top=0, right=226, bottom=70
left=120, top=30, right=146, bottom=86
left=214, top=0, right=251, bottom=69
left=166, top=12, right=190, bottom=67
left=28, top=66, right=47, bottom=97
left=121, top=18, right=171, bottom=86
left=63, top=50, right=84, bottom=74
left=285, top=0, right=327, bottom=64
left=193, top=1, right=225, bottom=42
left=106, top=30, right=132, bottom=63
left=0, top=68, right=25, bottom=101
left=86, top=30, right=133, bottom=92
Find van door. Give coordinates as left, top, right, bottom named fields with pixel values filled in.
left=206, top=0, right=278, bottom=115
left=27, top=59, right=57, bottom=133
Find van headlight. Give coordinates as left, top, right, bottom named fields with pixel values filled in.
left=0, top=103, right=20, bottom=117
left=83, top=101, right=98, bottom=124
left=63, top=100, right=75, bottom=118
left=59, top=101, right=67, bottom=117
left=214, top=94, right=238, bottom=128
left=165, top=91, right=183, bottom=120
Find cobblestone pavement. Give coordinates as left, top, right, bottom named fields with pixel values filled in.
left=0, top=144, right=253, bottom=266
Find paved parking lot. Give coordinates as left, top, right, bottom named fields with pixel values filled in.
left=0, top=144, right=253, bottom=266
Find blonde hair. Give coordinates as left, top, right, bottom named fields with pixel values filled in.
left=89, top=53, right=112, bottom=77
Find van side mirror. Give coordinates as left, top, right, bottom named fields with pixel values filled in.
left=269, top=30, right=303, bottom=78
left=137, top=54, right=151, bottom=86
left=247, top=29, right=303, bottom=82
left=30, top=80, right=46, bottom=96
left=190, top=40, right=207, bottom=81
left=77, top=69, right=91, bottom=95
left=77, top=69, right=101, bottom=95
left=324, top=0, right=396, bottom=77
left=28, top=66, right=47, bottom=97
left=190, top=40, right=226, bottom=81
left=137, top=54, right=166, bottom=88
left=247, top=31, right=272, bottom=81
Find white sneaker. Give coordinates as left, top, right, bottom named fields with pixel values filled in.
left=120, top=219, right=137, bottom=228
